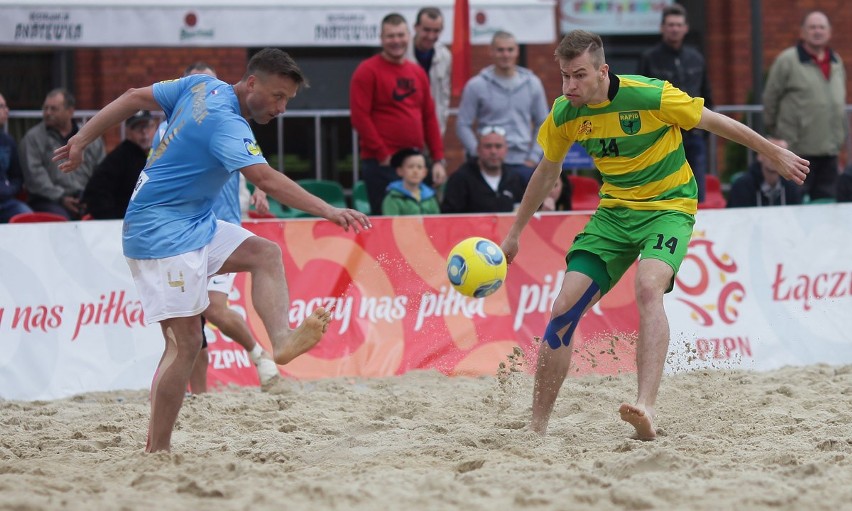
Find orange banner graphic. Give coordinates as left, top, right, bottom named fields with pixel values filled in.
left=203, top=214, right=640, bottom=388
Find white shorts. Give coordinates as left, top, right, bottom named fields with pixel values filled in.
left=127, top=221, right=253, bottom=324
left=207, top=272, right=236, bottom=295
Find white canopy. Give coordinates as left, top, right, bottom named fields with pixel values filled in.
left=0, top=0, right=556, bottom=47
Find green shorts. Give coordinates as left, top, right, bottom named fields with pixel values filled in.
left=566, top=208, right=695, bottom=295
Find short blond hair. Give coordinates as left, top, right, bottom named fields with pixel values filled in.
left=554, top=30, right=605, bottom=68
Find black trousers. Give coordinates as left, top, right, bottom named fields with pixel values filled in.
left=800, top=155, right=838, bottom=200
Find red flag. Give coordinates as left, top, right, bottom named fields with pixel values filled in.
left=451, top=0, right=471, bottom=97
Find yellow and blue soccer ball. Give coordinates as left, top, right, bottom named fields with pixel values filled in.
left=446, top=237, right=507, bottom=298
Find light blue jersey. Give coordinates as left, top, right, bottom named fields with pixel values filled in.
left=153, top=117, right=242, bottom=226
left=125, top=75, right=266, bottom=259
left=152, top=120, right=168, bottom=149
left=213, top=173, right=242, bottom=225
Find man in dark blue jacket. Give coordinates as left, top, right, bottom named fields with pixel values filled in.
left=82, top=111, right=156, bottom=219
left=638, top=4, right=713, bottom=203
left=0, top=92, right=32, bottom=222
left=727, top=138, right=804, bottom=208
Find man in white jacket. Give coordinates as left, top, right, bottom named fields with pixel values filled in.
left=406, top=7, right=452, bottom=136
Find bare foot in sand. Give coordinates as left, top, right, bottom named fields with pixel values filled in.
left=272, top=307, right=332, bottom=365
left=529, top=418, right=548, bottom=436
left=619, top=403, right=656, bottom=440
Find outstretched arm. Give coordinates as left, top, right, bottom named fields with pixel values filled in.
left=501, top=158, right=563, bottom=264
left=695, top=107, right=809, bottom=185
left=241, top=163, right=371, bottom=233
left=53, top=87, right=159, bottom=173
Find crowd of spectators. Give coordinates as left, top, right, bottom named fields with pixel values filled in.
left=2, top=6, right=850, bottom=223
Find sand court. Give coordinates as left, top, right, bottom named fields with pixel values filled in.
left=2, top=363, right=851, bottom=511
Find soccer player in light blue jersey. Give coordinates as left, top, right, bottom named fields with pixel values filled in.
left=152, top=62, right=281, bottom=394
left=55, top=48, right=371, bottom=452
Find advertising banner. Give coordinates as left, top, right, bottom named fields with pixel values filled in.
left=559, top=0, right=673, bottom=35
left=0, top=0, right=556, bottom=47
left=665, top=206, right=852, bottom=371
left=1, top=205, right=850, bottom=401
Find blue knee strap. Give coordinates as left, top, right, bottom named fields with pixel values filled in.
left=542, top=282, right=599, bottom=349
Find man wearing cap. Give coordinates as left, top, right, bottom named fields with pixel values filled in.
left=82, top=110, right=155, bottom=219
left=20, top=88, right=105, bottom=219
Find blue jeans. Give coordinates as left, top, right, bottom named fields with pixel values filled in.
left=361, top=159, right=396, bottom=216
left=800, top=155, right=838, bottom=200
left=683, top=129, right=707, bottom=202
left=28, top=194, right=75, bottom=219
left=0, top=198, right=32, bottom=222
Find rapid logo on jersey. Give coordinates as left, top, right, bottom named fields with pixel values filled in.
left=619, top=111, right=641, bottom=135
left=244, top=139, right=261, bottom=156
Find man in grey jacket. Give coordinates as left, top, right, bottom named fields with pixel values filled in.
left=406, top=7, right=452, bottom=136
left=456, top=31, right=549, bottom=185
left=20, top=88, right=105, bottom=219
left=763, top=10, right=846, bottom=200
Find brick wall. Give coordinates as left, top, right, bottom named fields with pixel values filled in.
left=530, top=1, right=852, bottom=174
left=64, top=1, right=852, bottom=168
left=515, top=2, right=852, bottom=108
left=702, top=1, right=852, bottom=172
left=703, top=1, right=851, bottom=105
left=73, top=48, right=247, bottom=148
left=704, top=1, right=755, bottom=106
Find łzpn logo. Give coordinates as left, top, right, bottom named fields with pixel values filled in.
left=674, top=232, right=745, bottom=326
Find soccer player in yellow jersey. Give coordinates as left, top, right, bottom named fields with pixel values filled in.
left=501, top=30, right=809, bottom=440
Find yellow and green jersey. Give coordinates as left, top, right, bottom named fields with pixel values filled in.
left=538, top=74, right=704, bottom=214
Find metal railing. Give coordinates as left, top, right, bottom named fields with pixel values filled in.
left=7, top=105, right=852, bottom=182
left=4, top=108, right=356, bottom=181
left=709, top=105, right=764, bottom=175
left=710, top=105, right=852, bottom=179
left=272, top=109, right=358, bottom=182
